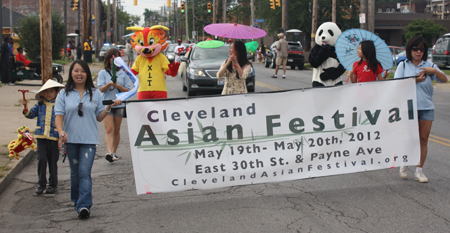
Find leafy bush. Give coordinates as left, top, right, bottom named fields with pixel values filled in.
left=15, top=12, right=66, bottom=61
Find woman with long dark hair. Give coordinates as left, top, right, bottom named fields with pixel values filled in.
left=55, top=60, right=122, bottom=218
left=394, top=36, right=447, bottom=183
left=349, top=40, right=388, bottom=83
left=98, top=49, right=130, bottom=162
left=217, top=40, right=251, bottom=94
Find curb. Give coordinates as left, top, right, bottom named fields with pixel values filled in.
left=0, top=150, right=36, bottom=195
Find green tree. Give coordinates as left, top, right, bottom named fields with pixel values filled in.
left=15, top=12, right=66, bottom=61
left=404, top=19, right=447, bottom=45
left=255, top=0, right=359, bottom=47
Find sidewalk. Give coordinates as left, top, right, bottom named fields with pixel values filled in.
left=0, top=61, right=103, bottom=194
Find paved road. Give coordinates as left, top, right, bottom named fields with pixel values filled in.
left=1, top=64, right=449, bottom=232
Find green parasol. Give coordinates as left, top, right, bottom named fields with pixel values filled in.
left=197, top=40, right=225, bottom=49
left=245, top=41, right=259, bottom=53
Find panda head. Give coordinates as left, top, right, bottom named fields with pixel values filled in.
left=315, top=22, right=342, bottom=46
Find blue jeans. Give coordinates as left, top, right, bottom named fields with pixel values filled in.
left=66, top=143, right=96, bottom=213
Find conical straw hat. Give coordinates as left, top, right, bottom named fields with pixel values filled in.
left=35, top=80, right=65, bottom=100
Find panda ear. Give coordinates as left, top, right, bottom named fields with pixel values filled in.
left=335, top=23, right=342, bottom=30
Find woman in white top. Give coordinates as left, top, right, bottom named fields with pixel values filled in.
left=217, top=40, right=251, bottom=95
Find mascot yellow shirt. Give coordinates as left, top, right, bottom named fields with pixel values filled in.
left=132, top=53, right=170, bottom=92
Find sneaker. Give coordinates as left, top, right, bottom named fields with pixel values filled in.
left=45, top=186, right=58, bottom=194
left=112, top=153, right=119, bottom=161
left=282, top=76, right=286, bottom=79
left=35, top=186, right=45, bottom=195
left=399, top=166, right=408, bottom=179
left=271, top=75, right=277, bottom=78
left=105, top=152, right=114, bottom=163
left=78, top=207, right=90, bottom=219
left=414, top=170, right=428, bottom=183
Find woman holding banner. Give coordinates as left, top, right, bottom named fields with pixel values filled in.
left=394, top=36, right=447, bottom=183
left=217, top=40, right=251, bottom=95
left=55, top=60, right=122, bottom=219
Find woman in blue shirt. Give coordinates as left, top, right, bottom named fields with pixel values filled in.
left=98, top=49, right=130, bottom=163
left=55, top=60, right=122, bottom=219
left=394, top=36, right=447, bottom=183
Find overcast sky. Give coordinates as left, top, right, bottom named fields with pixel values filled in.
left=116, top=0, right=173, bottom=25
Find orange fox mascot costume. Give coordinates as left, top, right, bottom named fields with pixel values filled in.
left=8, top=126, right=37, bottom=160
left=126, top=25, right=180, bottom=100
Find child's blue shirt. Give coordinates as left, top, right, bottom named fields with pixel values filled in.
left=24, top=99, right=59, bottom=141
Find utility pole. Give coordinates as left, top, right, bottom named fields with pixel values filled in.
left=39, top=0, right=52, bottom=84
left=251, top=0, right=254, bottom=27
left=173, top=0, right=177, bottom=40
left=311, top=0, right=318, bottom=48
left=213, top=0, right=216, bottom=24
left=360, top=0, right=367, bottom=30
left=222, top=0, right=226, bottom=23
left=285, top=0, right=288, bottom=29
left=78, top=0, right=81, bottom=45
left=82, top=0, right=88, bottom=43
left=185, top=2, right=189, bottom=43
left=368, top=0, right=374, bottom=32
left=64, top=0, right=67, bottom=56
left=332, top=0, right=336, bottom=22
left=94, top=0, right=99, bottom=56
left=113, top=0, right=117, bottom=43
left=107, top=0, right=110, bottom=43
left=259, top=0, right=262, bottom=43
left=192, top=0, right=195, bottom=42
left=9, top=0, right=12, bottom=36
left=282, top=0, right=286, bottom=30
left=0, top=0, right=2, bottom=38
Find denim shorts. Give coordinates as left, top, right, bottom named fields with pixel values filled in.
left=108, top=107, right=125, bottom=117
left=418, top=109, right=434, bottom=121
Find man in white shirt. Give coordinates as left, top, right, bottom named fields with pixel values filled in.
left=174, top=39, right=186, bottom=63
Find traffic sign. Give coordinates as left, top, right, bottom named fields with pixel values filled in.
left=254, top=19, right=265, bottom=23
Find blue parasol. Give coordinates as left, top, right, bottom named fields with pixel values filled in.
left=335, top=29, right=393, bottom=71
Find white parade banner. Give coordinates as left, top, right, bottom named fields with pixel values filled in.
left=127, top=78, right=420, bottom=194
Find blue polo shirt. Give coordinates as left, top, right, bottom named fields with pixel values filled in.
left=394, top=60, right=444, bottom=110
left=55, top=88, right=105, bottom=144
left=97, top=69, right=130, bottom=108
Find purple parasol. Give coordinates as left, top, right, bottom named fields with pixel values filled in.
left=204, top=22, right=266, bottom=40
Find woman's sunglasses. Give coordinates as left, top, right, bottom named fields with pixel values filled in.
left=78, top=103, right=83, bottom=117
left=411, top=47, right=426, bottom=52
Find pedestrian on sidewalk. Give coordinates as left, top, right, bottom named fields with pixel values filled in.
left=98, top=49, right=130, bottom=163
left=22, top=80, right=65, bottom=195
left=83, top=39, right=92, bottom=63
left=55, top=60, right=122, bottom=219
left=271, top=33, right=288, bottom=79
left=76, top=43, right=83, bottom=60
left=125, top=39, right=134, bottom=68
left=1, top=37, right=12, bottom=85
left=217, top=40, right=251, bottom=95
left=394, top=36, right=447, bottom=183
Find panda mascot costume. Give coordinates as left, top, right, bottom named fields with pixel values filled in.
left=309, top=22, right=347, bottom=87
